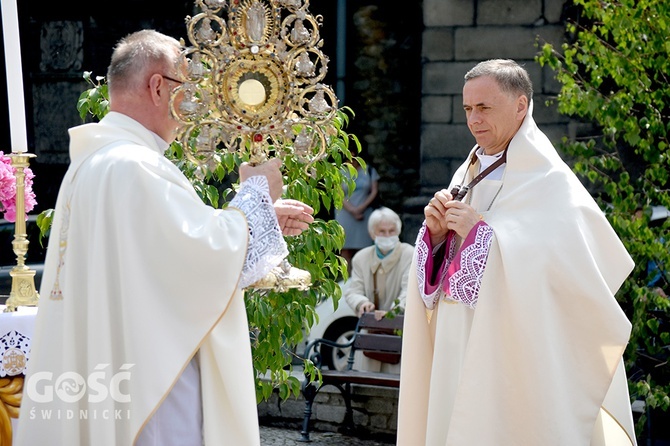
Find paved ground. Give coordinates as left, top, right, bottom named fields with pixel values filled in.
left=259, top=424, right=395, bottom=445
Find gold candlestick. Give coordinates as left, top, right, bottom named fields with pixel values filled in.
left=4, top=152, right=39, bottom=312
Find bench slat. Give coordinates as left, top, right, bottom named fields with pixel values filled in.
left=353, top=333, right=402, bottom=353
left=357, top=313, right=404, bottom=331
left=321, top=370, right=400, bottom=388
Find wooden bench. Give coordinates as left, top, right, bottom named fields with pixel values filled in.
left=299, top=312, right=404, bottom=442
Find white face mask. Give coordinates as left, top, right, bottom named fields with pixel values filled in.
left=375, top=235, right=399, bottom=253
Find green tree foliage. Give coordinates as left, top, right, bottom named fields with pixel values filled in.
left=537, top=0, right=670, bottom=433
left=70, top=72, right=361, bottom=402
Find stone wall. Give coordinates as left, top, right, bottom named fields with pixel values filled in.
left=3, top=0, right=574, bottom=241
left=403, top=0, right=571, bottom=241
left=258, top=383, right=398, bottom=439
left=344, top=0, right=423, bottom=226
left=0, top=0, right=194, bottom=212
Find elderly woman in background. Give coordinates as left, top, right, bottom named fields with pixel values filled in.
left=343, top=206, right=414, bottom=373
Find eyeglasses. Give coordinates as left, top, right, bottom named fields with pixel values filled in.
left=160, top=74, right=183, bottom=85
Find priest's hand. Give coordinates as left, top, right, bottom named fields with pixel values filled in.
left=443, top=200, right=481, bottom=239
left=274, top=199, right=314, bottom=236
left=425, top=188, right=453, bottom=245
left=239, top=158, right=283, bottom=202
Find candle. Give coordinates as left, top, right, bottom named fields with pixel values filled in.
left=1, top=0, right=28, bottom=153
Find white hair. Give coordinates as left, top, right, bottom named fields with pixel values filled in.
left=367, top=207, right=402, bottom=238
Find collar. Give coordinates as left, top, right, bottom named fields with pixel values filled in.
left=375, top=245, right=394, bottom=259
left=368, top=243, right=403, bottom=273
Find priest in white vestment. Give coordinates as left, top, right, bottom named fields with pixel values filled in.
left=15, top=30, right=314, bottom=446
left=397, top=59, right=637, bottom=445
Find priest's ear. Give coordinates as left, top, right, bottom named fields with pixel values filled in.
left=148, top=73, right=169, bottom=105
left=515, top=95, right=528, bottom=120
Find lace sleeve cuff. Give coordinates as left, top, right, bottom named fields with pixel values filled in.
left=443, top=221, right=493, bottom=308
left=229, top=176, right=288, bottom=288
left=414, top=223, right=444, bottom=309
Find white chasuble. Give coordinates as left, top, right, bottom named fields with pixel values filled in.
left=16, top=112, right=271, bottom=445
left=397, top=102, right=637, bottom=446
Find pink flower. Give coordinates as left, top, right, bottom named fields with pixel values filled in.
left=0, top=151, right=37, bottom=222
left=0, top=155, right=16, bottom=201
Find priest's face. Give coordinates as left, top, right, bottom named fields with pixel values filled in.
left=462, top=76, right=528, bottom=155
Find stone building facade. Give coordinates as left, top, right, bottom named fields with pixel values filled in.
left=0, top=0, right=583, bottom=438
left=1, top=0, right=573, bottom=243
left=404, top=0, right=572, bottom=241
left=0, top=0, right=194, bottom=213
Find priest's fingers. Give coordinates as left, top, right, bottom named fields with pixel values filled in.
left=437, top=188, right=454, bottom=201
left=424, top=204, right=448, bottom=228
left=445, top=208, right=482, bottom=239
left=274, top=200, right=315, bottom=236
left=274, top=199, right=314, bottom=217
left=445, top=202, right=480, bottom=225
left=427, top=189, right=451, bottom=214
left=277, top=213, right=313, bottom=236
left=279, top=221, right=309, bottom=236
left=239, top=158, right=284, bottom=202
left=239, top=158, right=281, bottom=181
left=425, top=218, right=449, bottom=247
left=443, top=200, right=472, bottom=211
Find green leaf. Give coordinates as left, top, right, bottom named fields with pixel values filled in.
left=535, top=0, right=670, bottom=433
left=44, top=70, right=358, bottom=407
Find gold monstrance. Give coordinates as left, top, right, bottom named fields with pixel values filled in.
left=170, top=0, right=339, bottom=291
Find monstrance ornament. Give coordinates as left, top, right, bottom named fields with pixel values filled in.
left=170, top=0, right=340, bottom=291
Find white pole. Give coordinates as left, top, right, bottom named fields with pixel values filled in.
left=1, top=0, right=28, bottom=153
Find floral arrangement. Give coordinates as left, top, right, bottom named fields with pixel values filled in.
left=0, top=151, right=36, bottom=222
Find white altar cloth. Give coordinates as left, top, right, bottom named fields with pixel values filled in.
left=0, top=304, right=37, bottom=445
left=0, top=305, right=37, bottom=377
